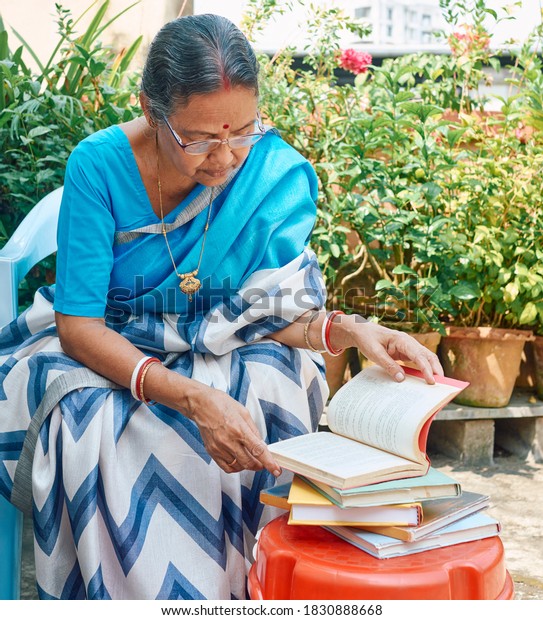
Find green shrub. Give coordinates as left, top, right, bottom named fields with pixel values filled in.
left=0, top=1, right=142, bottom=307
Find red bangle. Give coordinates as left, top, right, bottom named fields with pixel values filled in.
left=135, top=357, right=161, bottom=403
left=324, top=310, right=345, bottom=356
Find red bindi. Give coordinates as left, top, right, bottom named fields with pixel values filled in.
left=223, top=124, right=230, bottom=129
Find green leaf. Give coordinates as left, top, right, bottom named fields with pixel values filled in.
left=422, top=182, right=442, bottom=201
left=10, top=27, right=44, bottom=74
left=117, top=35, right=142, bottom=73
left=0, top=29, right=8, bottom=61
left=28, top=126, right=51, bottom=138
left=375, top=279, right=395, bottom=292
left=503, top=282, right=519, bottom=304
left=449, top=283, right=480, bottom=300
left=519, top=302, right=538, bottom=325
left=95, top=2, right=141, bottom=41
left=392, top=265, right=418, bottom=276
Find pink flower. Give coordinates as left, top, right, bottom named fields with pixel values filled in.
left=338, top=49, right=372, bottom=75
left=515, top=122, right=531, bottom=144
left=448, top=24, right=490, bottom=56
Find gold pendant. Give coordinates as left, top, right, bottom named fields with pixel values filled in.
left=178, top=271, right=201, bottom=302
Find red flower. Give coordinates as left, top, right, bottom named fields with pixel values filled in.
left=338, top=48, right=372, bottom=75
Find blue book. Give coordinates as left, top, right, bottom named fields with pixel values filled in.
left=325, top=511, right=501, bottom=559
left=301, top=467, right=461, bottom=508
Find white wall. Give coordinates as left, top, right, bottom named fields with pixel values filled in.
left=1, top=0, right=183, bottom=71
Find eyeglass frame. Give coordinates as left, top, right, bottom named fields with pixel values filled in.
left=162, top=113, right=266, bottom=155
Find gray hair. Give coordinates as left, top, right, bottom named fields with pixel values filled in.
left=141, top=13, right=260, bottom=123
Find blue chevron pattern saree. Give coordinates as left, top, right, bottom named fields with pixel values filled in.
left=0, top=131, right=329, bottom=599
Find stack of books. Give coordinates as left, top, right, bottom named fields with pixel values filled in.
left=264, top=365, right=501, bottom=559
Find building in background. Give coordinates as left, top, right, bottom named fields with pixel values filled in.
left=345, top=0, right=446, bottom=48
left=1, top=1, right=539, bottom=70
left=1, top=0, right=539, bottom=107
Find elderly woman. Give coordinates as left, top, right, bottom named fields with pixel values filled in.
left=0, top=14, right=442, bottom=599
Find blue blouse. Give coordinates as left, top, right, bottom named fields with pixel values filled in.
left=53, top=125, right=319, bottom=319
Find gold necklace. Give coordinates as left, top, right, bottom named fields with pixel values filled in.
left=156, top=133, right=213, bottom=302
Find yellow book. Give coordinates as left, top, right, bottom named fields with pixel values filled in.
left=287, top=476, right=422, bottom=527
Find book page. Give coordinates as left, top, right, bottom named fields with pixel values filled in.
left=327, top=366, right=461, bottom=462
left=269, top=431, right=419, bottom=482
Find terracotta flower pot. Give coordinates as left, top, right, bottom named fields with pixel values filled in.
left=532, top=336, right=543, bottom=401
left=410, top=331, right=442, bottom=354
left=438, top=326, right=535, bottom=408
left=398, top=330, right=442, bottom=371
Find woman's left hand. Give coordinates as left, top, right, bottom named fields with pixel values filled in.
left=334, top=316, right=444, bottom=384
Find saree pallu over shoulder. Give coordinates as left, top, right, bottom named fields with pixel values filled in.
left=109, top=131, right=320, bottom=318
left=0, top=247, right=328, bottom=600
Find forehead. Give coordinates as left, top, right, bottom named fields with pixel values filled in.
left=172, top=86, right=258, bottom=130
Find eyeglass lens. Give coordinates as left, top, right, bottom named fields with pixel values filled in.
left=184, top=134, right=264, bottom=155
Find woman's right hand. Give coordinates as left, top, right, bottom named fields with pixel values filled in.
left=185, top=384, right=282, bottom=477
left=56, top=313, right=281, bottom=476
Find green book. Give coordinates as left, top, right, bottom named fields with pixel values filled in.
left=300, top=467, right=461, bottom=508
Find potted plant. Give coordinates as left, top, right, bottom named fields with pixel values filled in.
left=241, top=0, right=543, bottom=403
left=339, top=58, right=465, bottom=345
left=433, top=5, right=543, bottom=405
left=432, top=127, right=543, bottom=405
left=0, top=2, right=142, bottom=309
left=342, top=3, right=543, bottom=407
left=242, top=0, right=371, bottom=395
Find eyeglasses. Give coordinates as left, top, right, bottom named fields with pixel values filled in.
left=163, top=115, right=266, bottom=155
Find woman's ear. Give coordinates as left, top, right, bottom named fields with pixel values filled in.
left=140, top=92, right=157, bottom=128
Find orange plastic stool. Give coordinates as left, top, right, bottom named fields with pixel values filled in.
left=248, top=514, right=514, bottom=600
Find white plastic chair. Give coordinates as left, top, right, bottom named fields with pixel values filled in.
left=0, top=186, right=63, bottom=599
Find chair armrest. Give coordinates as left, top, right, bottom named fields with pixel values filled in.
left=0, top=186, right=63, bottom=327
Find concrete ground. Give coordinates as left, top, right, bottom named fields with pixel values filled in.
left=429, top=450, right=543, bottom=600
left=19, top=450, right=543, bottom=601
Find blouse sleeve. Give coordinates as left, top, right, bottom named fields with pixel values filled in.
left=53, top=142, right=116, bottom=318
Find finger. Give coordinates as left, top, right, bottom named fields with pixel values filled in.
left=394, top=337, right=444, bottom=384
left=230, top=408, right=282, bottom=475
left=365, top=347, right=407, bottom=382
left=406, top=347, right=444, bottom=383
left=243, top=436, right=281, bottom=477
left=217, top=454, right=243, bottom=474
left=429, top=353, right=444, bottom=376
left=208, top=433, right=263, bottom=473
left=409, top=353, right=436, bottom=384
left=236, top=409, right=262, bottom=438
left=210, top=426, right=274, bottom=473
left=215, top=448, right=261, bottom=473
left=231, top=448, right=264, bottom=472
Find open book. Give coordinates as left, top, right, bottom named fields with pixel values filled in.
left=269, top=365, right=468, bottom=490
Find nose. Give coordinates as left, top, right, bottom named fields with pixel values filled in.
left=209, top=141, right=234, bottom=165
